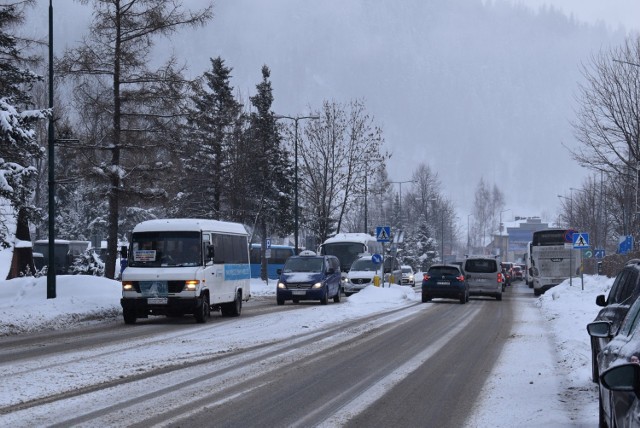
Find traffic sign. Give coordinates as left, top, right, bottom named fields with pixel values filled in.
left=618, top=235, right=633, bottom=254
left=583, top=249, right=593, bottom=259
left=594, top=249, right=605, bottom=259
left=371, top=253, right=383, bottom=264
left=573, top=232, right=590, bottom=249
left=266, top=239, right=272, bottom=249
left=376, top=226, right=391, bottom=242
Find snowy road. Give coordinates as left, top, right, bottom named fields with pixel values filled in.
left=0, top=286, right=523, bottom=427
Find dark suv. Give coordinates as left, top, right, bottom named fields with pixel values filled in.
left=588, top=259, right=640, bottom=382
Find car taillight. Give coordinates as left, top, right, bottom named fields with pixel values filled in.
left=423, top=274, right=430, bottom=281
left=498, top=273, right=504, bottom=283
left=456, top=275, right=465, bottom=281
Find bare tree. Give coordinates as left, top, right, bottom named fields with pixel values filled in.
left=571, top=36, right=640, bottom=242
left=56, top=0, right=213, bottom=278
left=297, top=99, right=388, bottom=243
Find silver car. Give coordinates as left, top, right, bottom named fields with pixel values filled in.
left=463, top=256, right=503, bottom=301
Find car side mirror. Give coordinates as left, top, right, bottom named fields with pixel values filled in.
left=600, top=363, right=640, bottom=397
left=207, top=245, right=215, bottom=260
left=277, top=268, right=282, bottom=275
left=596, top=294, right=606, bottom=307
left=327, top=267, right=335, bottom=274
left=586, top=321, right=612, bottom=338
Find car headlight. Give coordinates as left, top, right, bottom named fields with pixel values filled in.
left=409, top=275, right=414, bottom=281
left=122, top=281, right=134, bottom=291
left=312, top=282, right=323, bottom=289
left=277, top=282, right=286, bottom=289
left=185, top=280, right=199, bottom=291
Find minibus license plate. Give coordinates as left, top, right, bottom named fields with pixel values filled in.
left=148, top=297, right=168, bottom=305
left=292, top=290, right=306, bottom=296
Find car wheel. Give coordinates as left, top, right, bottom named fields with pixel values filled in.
left=422, top=293, right=431, bottom=303
left=534, top=289, right=541, bottom=297
left=194, top=294, right=209, bottom=323
left=222, top=291, right=242, bottom=317
left=320, top=289, right=328, bottom=305
left=496, top=293, right=502, bottom=301
left=460, top=294, right=466, bottom=304
left=333, top=287, right=341, bottom=303
left=345, top=292, right=353, bottom=297
left=123, top=308, right=136, bottom=325
left=277, top=298, right=285, bottom=306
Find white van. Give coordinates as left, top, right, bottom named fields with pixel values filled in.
left=121, top=219, right=251, bottom=324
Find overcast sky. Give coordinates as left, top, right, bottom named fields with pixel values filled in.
left=25, top=0, right=640, bottom=228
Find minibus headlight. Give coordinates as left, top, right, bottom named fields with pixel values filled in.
left=277, top=282, right=286, bottom=289
left=185, top=280, right=199, bottom=291
left=312, top=282, right=323, bottom=289
left=122, top=281, right=134, bottom=291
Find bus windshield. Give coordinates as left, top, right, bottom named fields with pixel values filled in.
left=129, top=231, right=201, bottom=267
left=320, top=242, right=366, bottom=272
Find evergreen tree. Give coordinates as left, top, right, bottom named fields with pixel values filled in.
left=178, top=57, right=243, bottom=219
left=0, top=1, right=47, bottom=252
left=247, top=65, right=294, bottom=279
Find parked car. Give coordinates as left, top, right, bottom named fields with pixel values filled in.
left=345, top=254, right=380, bottom=296
left=588, top=294, right=640, bottom=427
left=383, top=255, right=402, bottom=285
left=400, top=265, right=415, bottom=286
left=589, top=259, right=640, bottom=383
left=276, top=251, right=342, bottom=305
left=421, top=264, right=469, bottom=304
left=463, top=256, right=502, bottom=301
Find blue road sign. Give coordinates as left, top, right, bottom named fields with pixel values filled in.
left=594, top=249, right=605, bottom=259
left=618, top=235, right=633, bottom=254
left=266, top=238, right=271, bottom=249
left=371, top=253, right=383, bottom=264
left=573, top=232, right=590, bottom=249
left=376, top=226, right=391, bottom=242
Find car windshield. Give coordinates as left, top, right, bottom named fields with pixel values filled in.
left=402, top=267, right=412, bottom=273
left=283, top=257, right=324, bottom=273
left=465, top=259, right=497, bottom=273
left=350, top=259, right=378, bottom=271
left=428, top=266, right=459, bottom=277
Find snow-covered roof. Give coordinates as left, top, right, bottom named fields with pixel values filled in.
left=322, top=232, right=376, bottom=245
left=132, top=218, right=248, bottom=235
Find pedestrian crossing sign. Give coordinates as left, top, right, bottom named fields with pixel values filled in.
left=376, top=226, right=391, bottom=242
left=573, top=232, right=590, bottom=249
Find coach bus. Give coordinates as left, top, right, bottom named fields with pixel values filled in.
left=249, top=243, right=295, bottom=279
left=121, top=219, right=251, bottom=324
left=319, top=233, right=384, bottom=274
left=530, top=229, right=581, bottom=296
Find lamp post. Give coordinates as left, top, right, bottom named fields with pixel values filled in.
left=275, top=114, right=320, bottom=254
left=389, top=179, right=417, bottom=227
left=557, top=194, right=572, bottom=227
left=467, top=213, right=473, bottom=256
left=499, top=209, right=511, bottom=260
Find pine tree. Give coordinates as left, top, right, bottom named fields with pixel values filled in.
left=247, top=65, right=294, bottom=279
left=178, top=57, right=243, bottom=219
left=0, top=1, right=47, bottom=262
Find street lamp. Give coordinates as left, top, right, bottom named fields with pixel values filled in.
left=275, top=114, right=320, bottom=254
left=499, top=209, right=511, bottom=260
left=557, top=194, right=572, bottom=227
left=467, top=213, right=473, bottom=255
left=389, top=179, right=417, bottom=226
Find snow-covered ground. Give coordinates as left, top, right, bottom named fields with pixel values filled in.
left=0, top=272, right=612, bottom=426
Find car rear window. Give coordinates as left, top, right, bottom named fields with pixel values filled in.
left=428, top=267, right=459, bottom=276
left=465, top=259, right=497, bottom=273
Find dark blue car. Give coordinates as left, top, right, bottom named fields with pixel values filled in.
left=276, top=251, right=342, bottom=305
left=422, top=264, right=469, bottom=304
